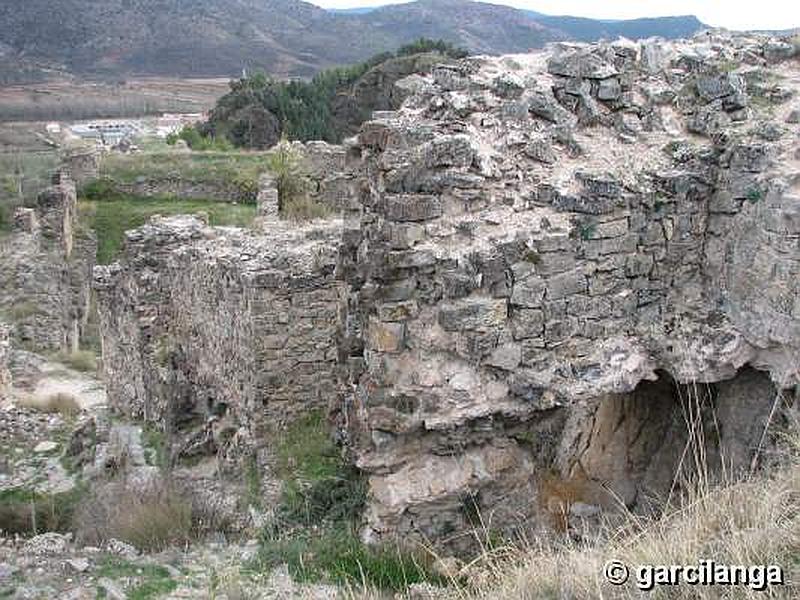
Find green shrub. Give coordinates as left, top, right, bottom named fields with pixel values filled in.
left=265, top=142, right=308, bottom=212
left=265, top=142, right=330, bottom=220
left=95, top=557, right=177, bottom=600
left=0, top=485, right=87, bottom=536
left=254, top=410, right=436, bottom=591
left=167, top=125, right=233, bottom=151
left=747, top=186, right=764, bottom=204
left=258, top=526, right=444, bottom=591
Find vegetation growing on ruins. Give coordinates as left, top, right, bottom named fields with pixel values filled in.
left=94, top=557, right=177, bottom=600
left=469, top=424, right=800, bottom=600
left=265, top=142, right=330, bottom=221
left=0, top=484, right=87, bottom=536
left=257, top=410, right=442, bottom=591
left=79, top=196, right=256, bottom=264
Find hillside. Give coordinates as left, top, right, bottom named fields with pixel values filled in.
left=0, top=0, right=707, bottom=82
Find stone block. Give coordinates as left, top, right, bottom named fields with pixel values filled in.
left=510, top=276, right=546, bottom=308
left=438, top=297, right=508, bottom=332
left=368, top=319, right=405, bottom=353
left=546, top=269, right=587, bottom=300
left=383, top=194, right=442, bottom=222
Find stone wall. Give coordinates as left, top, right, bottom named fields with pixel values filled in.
left=94, top=214, right=345, bottom=471
left=257, top=141, right=361, bottom=218
left=0, top=173, right=96, bottom=353
left=0, top=323, right=11, bottom=399
left=113, top=178, right=256, bottom=204
left=340, top=33, right=800, bottom=548
left=63, top=149, right=100, bottom=188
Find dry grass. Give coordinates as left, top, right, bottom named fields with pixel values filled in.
left=74, top=478, right=194, bottom=552
left=52, top=349, right=97, bottom=372
left=461, top=424, right=800, bottom=600
left=17, top=392, right=81, bottom=417
left=281, top=193, right=332, bottom=221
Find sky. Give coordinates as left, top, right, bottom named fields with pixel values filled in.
left=311, top=0, right=800, bottom=31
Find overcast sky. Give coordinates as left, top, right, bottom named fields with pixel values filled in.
left=311, top=0, right=799, bottom=31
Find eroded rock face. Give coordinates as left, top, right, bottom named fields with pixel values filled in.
left=94, top=214, right=345, bottom=472
left=340, top=33, right=800, bottom=548
left=0, top=173, right=96, bottom=353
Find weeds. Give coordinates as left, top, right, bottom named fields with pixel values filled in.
left=256, top=410, right=431, bottom=591
left=16, top=392, right=81, bottom=417
left=265, top=142, right=330, bottom=220
left=0, top=484, right=87, bottom=536
left=141, top=426, right=169, bottom=469
left=52, top=349, right=97, bottom=372
left=74, top=478, right=193, bottom=552
left=258, top=526, right=445, bottom=592
left=90, top=150, right=266, bottom=201
left=747, top=186, right=764, bottom=204
left=95, top=557, right=177, bottom=600
left=1, top=301, right=43, bottom=322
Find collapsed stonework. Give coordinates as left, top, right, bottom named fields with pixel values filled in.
left=0, top=173, right=96, bottom=353
left=94, top=213, right=345, bottom=472
left=340, top=32, right=800, bottom=547
left=93, top=32, right=800, bottom=551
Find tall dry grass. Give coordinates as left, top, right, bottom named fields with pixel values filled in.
left=459, top=395, right=800, bottom=600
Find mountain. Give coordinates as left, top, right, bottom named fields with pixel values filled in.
left=0, top=0, right=707, bottom=83
left=534, top=15, right=705, bottom=42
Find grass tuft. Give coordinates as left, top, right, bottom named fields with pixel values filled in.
left=74, top=479, right=194, bottom=552
left=52, top=349, right=97, bottom=372
left=17, top=392, right=81, bottom=417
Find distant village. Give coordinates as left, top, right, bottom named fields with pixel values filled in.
left=52, top=113, right=206, bottom=149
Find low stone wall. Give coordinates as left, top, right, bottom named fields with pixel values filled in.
left=0, top=173, right=96, bottom=353
left=114, top=177, right=255, bottom=204
left=94, top=214, right=345, bottom=471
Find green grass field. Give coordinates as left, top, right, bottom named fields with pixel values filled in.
left=80, top=195, right=256, bottom=265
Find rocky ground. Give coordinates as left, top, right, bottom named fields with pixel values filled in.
left=0, top=350, right=352, bottom=600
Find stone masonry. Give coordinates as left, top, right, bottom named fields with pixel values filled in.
left=94, top=214, right=345, bottom=471
left=92, top=32, right=800, bottom=551
left=0, top=173, right=96, bottom=353
left=0, top=323, right=10, bottom=399
left=257, top=141, right=362, bottom=218
left=340, top=32, right=800, bottom=548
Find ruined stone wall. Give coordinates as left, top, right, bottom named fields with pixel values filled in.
left=340, top=33, right=800, bottom=547
left=95, top=214, right=345, bottom=469
left=113, top=178, right=256, bottom=204
left=0, top=323, right=11, bottom=399
left=0, top=173, right=96, bottom=353
left=258, top=141, right=361, bottom=217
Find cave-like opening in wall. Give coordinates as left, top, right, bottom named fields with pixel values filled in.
left=546, top=366, right=788, bottom=535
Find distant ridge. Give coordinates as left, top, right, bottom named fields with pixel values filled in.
left=0, top=0, right=708, bottom=83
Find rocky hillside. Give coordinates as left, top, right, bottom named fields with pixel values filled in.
left=0, top=0, right=706, bottom=81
